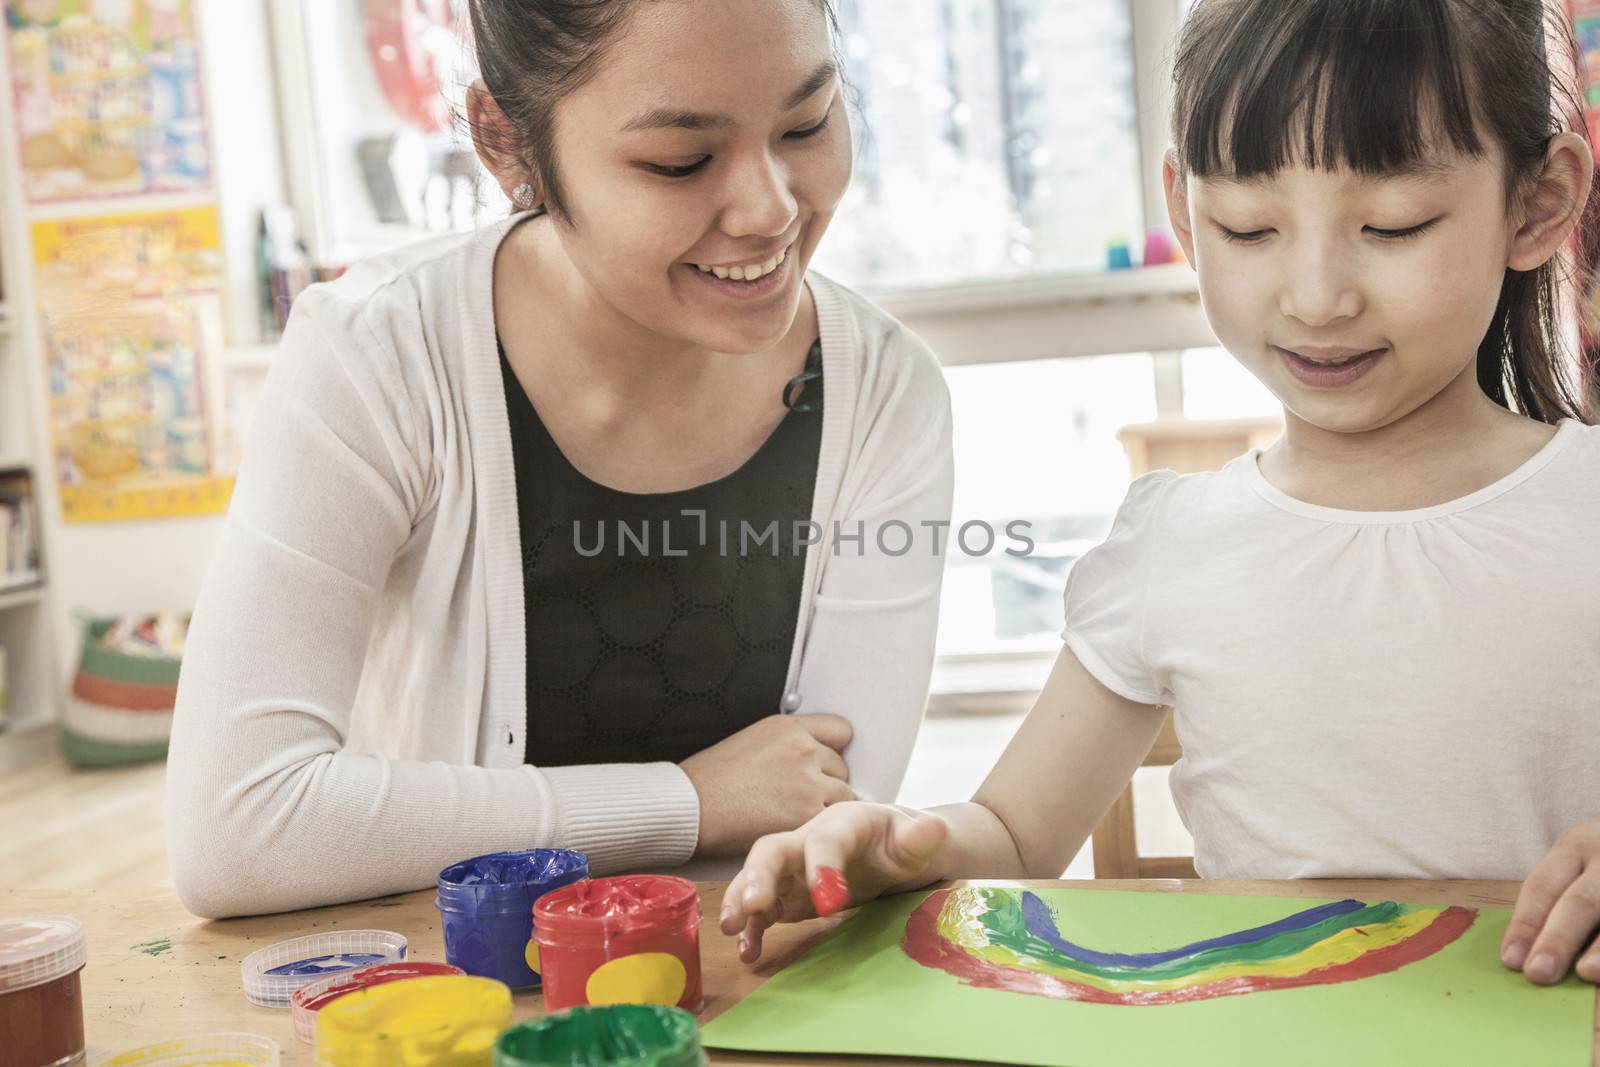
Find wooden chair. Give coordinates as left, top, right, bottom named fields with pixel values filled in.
left=1115, top=416, right=1283, bottom=476
left=1090, top=710, right=1196, bottom=879
left=1088, top=416, right=1281, bottom=879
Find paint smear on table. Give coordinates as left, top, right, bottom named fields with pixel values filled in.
left=902, top=887, right=1475, bottom=1005
left=130, top=938, right=172, bottom=957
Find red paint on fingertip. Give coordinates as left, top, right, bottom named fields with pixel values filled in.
left=811, top=867, right=850, bottom=916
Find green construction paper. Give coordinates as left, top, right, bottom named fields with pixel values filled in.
left=701, top=886, right=1594, bottom=1067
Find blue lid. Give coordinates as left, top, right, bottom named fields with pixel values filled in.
left=436, top=849, right=590, bottom=914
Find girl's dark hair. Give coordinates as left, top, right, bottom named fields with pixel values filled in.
left=467, top=0, right=839, bottom=226
left=1172, top=0, right=1600, bottom=424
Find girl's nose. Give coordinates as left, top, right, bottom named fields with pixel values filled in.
left=721, top=151, right=799, bottom=240
left=1278, top=244, right=1364, bottom=328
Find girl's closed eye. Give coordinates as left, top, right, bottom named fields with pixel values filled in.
left=1365, top=218, right=1440, bottom=241
left=639, top=109, right=835, bottom=180
left=642, top=156, right=711, bottom=179
left=1215, top=223, right=1273, bottom=244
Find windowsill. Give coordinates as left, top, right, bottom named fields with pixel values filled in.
left=928, top=649, right=1055, bottom=717
left=866, top=263, right=1198, bottom=316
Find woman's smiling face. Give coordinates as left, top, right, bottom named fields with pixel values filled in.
left=537, top=0, right=852, bottom=356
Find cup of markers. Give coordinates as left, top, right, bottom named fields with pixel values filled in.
left=435, top=848, right=590, bottom=988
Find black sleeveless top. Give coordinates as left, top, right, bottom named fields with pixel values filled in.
left=501, top=341, right=824, bottom=766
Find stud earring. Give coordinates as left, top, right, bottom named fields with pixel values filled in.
left=511, top=182, right=535, bottom=209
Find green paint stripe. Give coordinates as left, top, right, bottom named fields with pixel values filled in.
left=973, top=898, right=1411, bottom=983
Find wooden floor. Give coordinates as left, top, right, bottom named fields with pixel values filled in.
left=0, top=725, right=171, bottom=889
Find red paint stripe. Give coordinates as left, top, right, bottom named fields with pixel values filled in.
left=901, top=890, right=1477, bottom=1006
left=71, top=669, right=178, bottom=711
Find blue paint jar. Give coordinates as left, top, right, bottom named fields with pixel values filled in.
left=436, top=849, right=590, bottom=989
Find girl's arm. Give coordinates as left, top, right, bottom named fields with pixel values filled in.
left=721, top=644, right=1167, bottom=962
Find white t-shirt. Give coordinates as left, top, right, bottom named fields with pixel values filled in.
left=1062, top=418, right=1600, bottom=880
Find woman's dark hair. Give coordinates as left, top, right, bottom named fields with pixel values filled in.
left=467, top=0, right=840, bottom=226
left=1172, top=0, right=1600, bottom=424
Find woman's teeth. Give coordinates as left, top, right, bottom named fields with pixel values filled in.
left=694, top=246, right=788, bottom=281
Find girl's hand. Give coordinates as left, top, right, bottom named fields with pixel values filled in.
left=718, top=801, right=951, bottom=964
left=1502, top=819, right=1600, bottom=984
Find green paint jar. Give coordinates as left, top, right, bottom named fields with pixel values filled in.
left=493, top=1005, right=706, bottom=1067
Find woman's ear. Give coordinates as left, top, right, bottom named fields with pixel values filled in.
left=1508, top=131, right=1594, bottom=272
left=1163, top=148, right=1197, bottom=270
left=466, top=78, right=538, bottom=205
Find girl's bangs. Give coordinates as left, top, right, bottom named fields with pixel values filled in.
left=1175, top=0, right=1487, bottom=178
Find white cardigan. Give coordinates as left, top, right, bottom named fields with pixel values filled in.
left=166, top=216, right=954, bottom=917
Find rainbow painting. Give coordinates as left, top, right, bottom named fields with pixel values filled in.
left=902, top=887, right=1477, bottom=1006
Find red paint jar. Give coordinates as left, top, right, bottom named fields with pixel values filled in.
left=533, top=875, right=702, bottom=1014
left=0, top=916, right=88, bottom=1067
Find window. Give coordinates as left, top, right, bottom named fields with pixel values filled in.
left=938, top=353, right=1156, bottom=659
left=813, top=0, right=1143, bottom=288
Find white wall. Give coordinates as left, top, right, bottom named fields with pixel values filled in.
left=44, top=0, right=283, bottom=688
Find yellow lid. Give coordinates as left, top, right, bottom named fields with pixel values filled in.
left=315, top=975, right=512, bottom=1067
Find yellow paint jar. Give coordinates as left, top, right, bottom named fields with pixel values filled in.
left=315, top=975, right=513, bottom=1067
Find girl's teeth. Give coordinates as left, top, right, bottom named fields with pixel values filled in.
left=697, top=247, right=787, bottom=282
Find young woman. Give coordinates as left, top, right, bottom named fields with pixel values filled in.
left=722, top=0, right=1600, bottom=988
left=167, top=0, right=952, bottom=917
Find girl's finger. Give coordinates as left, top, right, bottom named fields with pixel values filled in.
left=1576, top=930, right=1600, bottom=985
left=737, top=880, right=816, bottom=963
left=1503, top=844, right=1583, bottom=970
left=736, top=832, right=805, bottom=926
left=801, top=810, right=886, bottom=916
left=719, top=870, right=749, bottom=935
left=1521, top=869, right=1600, bottom=985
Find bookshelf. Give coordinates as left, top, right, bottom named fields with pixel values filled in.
left=0, top=70, right=61, bottom=738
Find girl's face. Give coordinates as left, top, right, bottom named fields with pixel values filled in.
left=541, top=0, right=851, bottom=356
left=1167, top=148, right=1516, bottom=435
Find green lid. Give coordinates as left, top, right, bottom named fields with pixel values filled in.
left=494, top=1005, right=706, bottom=1067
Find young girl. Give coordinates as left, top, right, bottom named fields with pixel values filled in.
left=722, top=0, right=1600, bottom=987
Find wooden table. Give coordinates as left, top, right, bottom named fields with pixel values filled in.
left=4, top=879, right=1595, bottom=1066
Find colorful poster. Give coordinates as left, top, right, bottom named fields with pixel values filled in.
left=32, top=207, right=233, bottom=522
left=702, top=886, right=1594, bottom=1067
left=4, top=0, right=211, bottom=202
left=1571, top=3, right=1600, bottom=345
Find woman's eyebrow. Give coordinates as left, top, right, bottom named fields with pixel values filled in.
left=619, top=59, right=838, bottom=132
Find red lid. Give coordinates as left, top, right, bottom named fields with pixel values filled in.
left=289, top=961, right=465, bottom=1045
left=533, top=875, right=700, bottom=937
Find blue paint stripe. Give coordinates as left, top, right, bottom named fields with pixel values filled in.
left=1016, top=894, right=1367, bottom=968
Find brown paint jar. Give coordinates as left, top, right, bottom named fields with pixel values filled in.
left=0, top=916, right=88, bottom=1067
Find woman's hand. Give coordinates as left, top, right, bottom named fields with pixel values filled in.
left=679, top=713, right=856, bottom=860
left=718, top=801, right=951, bottom=964
left=1502, top=819, right=1600, bottom=984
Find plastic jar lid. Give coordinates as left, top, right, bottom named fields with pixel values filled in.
left=435, top=849, right=590, bottom=914
left=315, top=975, right=512, bottom=1066
left=494, top=1006, right=707, bottom=1067
left=0, top=916, right=87, bottom=994
left=290, top=962, right=465, bottom=1045
left=533, top=876, right=700, bottom=940
left=96, top=1033, right=280, bottom=1066
left=240, top=930, right=407, bottom=1008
